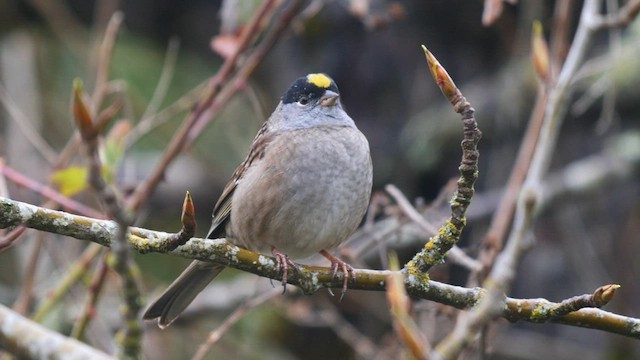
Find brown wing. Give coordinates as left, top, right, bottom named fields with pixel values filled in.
left=206, top=122, right=274, bottom=239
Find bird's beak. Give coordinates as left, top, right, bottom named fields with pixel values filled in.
left=319, top=90, right=339, bottom=107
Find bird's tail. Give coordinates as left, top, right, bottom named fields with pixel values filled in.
left=143, top=260, right=225, bottom=328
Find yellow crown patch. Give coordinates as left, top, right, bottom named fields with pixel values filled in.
left=306, top=73, right=332, bottom=88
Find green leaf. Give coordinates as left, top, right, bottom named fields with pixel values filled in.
left=51, top=166, right=89, bottom=196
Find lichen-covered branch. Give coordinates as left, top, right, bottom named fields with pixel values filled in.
left=504, top=286, right=640, bottom=339
left=432, top=2, right=621, bottom=358
left=0, top=303, right=113, bottom=360
left=1, top=195, right=637, bottom=338
left=405, top=47, right=482, bottom=276
left=509, top=284, right=621, bottom=321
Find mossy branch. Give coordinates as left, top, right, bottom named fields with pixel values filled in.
left=1, top=195, right=638, bottom=339
left=405, top=47, right=482, bottom=276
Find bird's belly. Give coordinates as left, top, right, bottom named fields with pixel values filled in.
left=229, top=128, right=372, bottom=259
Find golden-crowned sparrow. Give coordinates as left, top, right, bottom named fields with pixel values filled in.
left=144, top=73, right=373, bottom=328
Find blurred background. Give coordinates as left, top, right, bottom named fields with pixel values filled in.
left=1, top=0, right=639, bottom=359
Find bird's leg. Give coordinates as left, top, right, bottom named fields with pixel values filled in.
left=319, top=250, right=355, bottom=301
left=271, top=247, right=299, bottom=293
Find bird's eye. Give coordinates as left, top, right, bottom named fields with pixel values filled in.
left=298, top=96, right=309, bottom=105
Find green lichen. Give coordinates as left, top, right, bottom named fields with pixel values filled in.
left=405, top=217, right=465, bottom=274
left=404, top=269, right=430, bottom=297
left=0, top=200, right=24, bottom=228
left=531, top=300, right=554, bottom=321
left=424, top=240, right=436, bottom=251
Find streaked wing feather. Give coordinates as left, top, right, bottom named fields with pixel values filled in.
left=206, top=122, right=274, bottom=239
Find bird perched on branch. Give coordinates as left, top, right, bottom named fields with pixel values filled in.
left=144, top=73, right=373, bottom=328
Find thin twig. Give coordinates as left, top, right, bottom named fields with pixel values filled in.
left=433, top=1, right=606, bottom=358
left=593, top=0, right=640, bottom=28
left=28, top=0, right=86, bottom=56
left=473, top=86, right=547, bottom=283
left=70, top=251, right=109, bottom=340
left=388, top=253, right=430, bottom=359
left=528, top=0, right=599, bottom=184
left=404, top=47, right=482, bottom=275
left=125, top=0, right=282, bottom=212
left=386, top=184, right=482, bottom=272
left=0, top=159, right=7, bottom=197
left=0, top=226, right=26, bottom=252
left=138, top=37, right=181, bottom=127
left=74, top=80, right=142, bottom=358
left=550, top=0, right=575, bottom=77
left=0, top=163, right=105, bottom=219
left=385, top=184, right=439, bottom=235
left=31, top=243, right=104, bottom=322
left=0, top=85, right=57, bottom=164
left=53, top=133, right=82, bottom=170
left=284, top=298, right=381, bottom=359
left=11, top=233, right=43, bottom=315
left=191, top=288, right=281, bottom=360
left=91, top=11, right=124, bottom=115
left=126, top=82, right=204, bottom=147
left=482, top=0, right=505, bottom=26
left=185, top=0, right=305, bottom=145
left=595, top=0, right=622, bottom=133
left=316, top=308, right=380, bottom=359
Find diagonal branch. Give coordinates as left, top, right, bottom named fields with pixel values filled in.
left=0, top=303, right=113, bottom=360
left=125, top=0, right=292, bottom=212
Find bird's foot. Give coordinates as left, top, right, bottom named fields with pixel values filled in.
left=320, top=250, right=355, bottom=301
left=272, top=247, right=299, bottom=293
